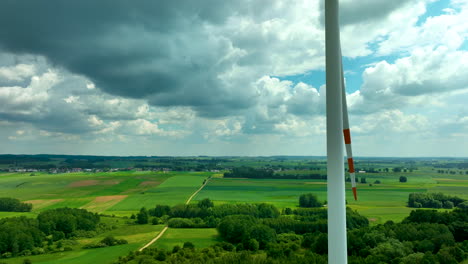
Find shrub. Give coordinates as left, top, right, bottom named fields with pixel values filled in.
left=168, top=218, right=194, bottom=228
left=183, top=242, right=195, bottom=250
left=299, top=193, right=322, bottom=208
left=0, top=197, right=32, bottom=212
left=136, top=208, right=149, bottom=224
left=443, top=201, right=454, bottom=209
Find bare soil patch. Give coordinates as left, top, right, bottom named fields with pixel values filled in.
left=81, top=195, right=128, bottom=212
left=24, top=199, right=64, bottom=210
left=93, top=195, right=127, bottom=203
left=139, top=181, right=160, bottom=187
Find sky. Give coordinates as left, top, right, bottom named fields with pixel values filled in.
left=0, top=0, right=467, bottom=157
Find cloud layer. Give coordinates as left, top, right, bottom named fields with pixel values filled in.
left=0, top=0, right=467, bottom=156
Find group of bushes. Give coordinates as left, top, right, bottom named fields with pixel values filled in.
left=83, top=236, right=128, bottom=249
left=134, top=199, right=281, bottom=226
left=408, top=192, right=467, bottom=209
left=0, top=197, right=32, bottom=212
left=298, top=193, right=323, bottom=208
left=0, top=207, right=103, bottom=257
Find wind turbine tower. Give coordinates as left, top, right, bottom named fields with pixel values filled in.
left=325, top=0, right=348, bottom=263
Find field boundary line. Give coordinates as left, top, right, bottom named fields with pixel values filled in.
left=139, top=226, right=169, bottom=251
left=185, top=178, right=209, bottom=205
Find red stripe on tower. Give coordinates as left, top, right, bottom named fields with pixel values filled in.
left=343, top=129, right=351, bottom=144
left=347, top=158, right=355, bottom=173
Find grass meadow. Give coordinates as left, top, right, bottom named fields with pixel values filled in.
left=152, top=228, right=221, bottom=251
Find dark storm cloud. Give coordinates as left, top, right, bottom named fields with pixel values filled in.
left=0, top=0, right=265, bottom=117
left=0, top=107, right=94, bottom=134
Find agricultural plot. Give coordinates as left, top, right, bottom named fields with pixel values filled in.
left=194, top=172, right=468, bottom=225
left=152, top=228, right=220, bottom=251
left=0, top=171, right=208, bottom=218
left=107, top=173, right=209, bottom=213
left=193, top=178, right=328, bottom=208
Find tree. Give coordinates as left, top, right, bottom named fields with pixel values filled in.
left=457, top=201, right=468, bottom=209
left=247, top=224, right=276, bottom=249
left=245, top=239, right=259, bottom=251
left=0, top=197, right=32, bottom=212
left=312, top=233, right=328, bottom=255
left=198, top=198, right=214, bottom=209
left=299, top=193, right=322, bottom=208
left=360, top=177, right=366, bottom=184
left=136, top=207, right=149, bottom=224
left=152, top=205, right=170, bottom=217
left=183, top=241, right=195, bottom=250
left=399, top=176, right=407, bottom=183
left=257, top=203, right=280, bottom=218
left=443, top=201, right=454, bottom=209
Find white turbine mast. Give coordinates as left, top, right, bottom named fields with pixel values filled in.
left=325, top=0, right=355, bottom=263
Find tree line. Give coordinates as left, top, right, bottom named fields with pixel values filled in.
left=0, top=197, right=32, bottom=212
left=0, top=207, right=101, bottom=257
left=223, top=166, right=327, bottom=179
left=408, top=192, right=467, bottom=209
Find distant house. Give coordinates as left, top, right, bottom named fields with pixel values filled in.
left=358, top=170, right=366, bottom=173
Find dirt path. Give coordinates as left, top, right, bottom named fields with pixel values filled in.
left=185, top=178, right=209, bottom=205
left=138, top=177, right=210, bottom=251
left=139, top=226, right=168, bottom=251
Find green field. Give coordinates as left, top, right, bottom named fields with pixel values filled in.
left=1, top=157, right=468, bottom=263
left=152, top=228, right=221, bottom=250
left=194, top=170, right=468, bottom=224
left=0, top=171, right=209, bottom=217
left=107, top=173, right=209, bottom=211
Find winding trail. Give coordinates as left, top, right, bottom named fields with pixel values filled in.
left=185, top=178, right=209, bottom=205
left=139, top=226, right=168, bottom=251
left=138, top=177, right=210, bottom=251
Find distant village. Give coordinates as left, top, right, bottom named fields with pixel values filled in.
left=2, top=167, right=222, bottom=174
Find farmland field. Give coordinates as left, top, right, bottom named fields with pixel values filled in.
left=152, top=228, right=221, bottom=250
left=0, top=171, right=210, bottom=217
left=1, top=156, right=468, bottom=263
